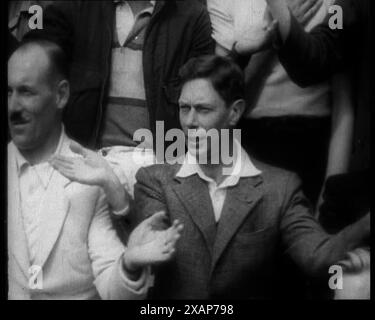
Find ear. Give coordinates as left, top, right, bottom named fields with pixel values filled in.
left=56, top=79, right=70, bottom=111
left=228, top=99, right=246, bottom=127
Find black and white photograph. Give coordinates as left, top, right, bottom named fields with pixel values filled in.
left=3, top=0, right=371, bottom=308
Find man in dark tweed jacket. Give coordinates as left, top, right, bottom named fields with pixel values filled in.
left=134, top=55, right=370, bottom=299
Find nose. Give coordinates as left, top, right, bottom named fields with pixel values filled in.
left=184, top=108, right=199, bottom=129
left=8, top=91, right=21, bottom=113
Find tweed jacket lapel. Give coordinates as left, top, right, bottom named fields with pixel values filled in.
left=172, top=174, right=217, bottom=256
left=212, top=175, right=264, bottom=268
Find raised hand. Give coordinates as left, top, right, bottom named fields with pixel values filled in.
left=50, top=141, right=130, bottom=215
left=234, top=9, right=278, bottom=55
left=124, top=212, right=184, bottom=271
left=49, top=141, right=113, bottom=186
left=286, top=0, right=323, bottom=26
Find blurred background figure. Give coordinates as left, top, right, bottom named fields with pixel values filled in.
left=208, top=0, right=354, bottom=207
left=207, top=0, right=371, bottom=299
left=24, top=0, right=214, bottom=149
left=8, top=1, right=53, bottom=42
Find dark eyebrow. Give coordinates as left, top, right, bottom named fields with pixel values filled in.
left=194, top=103, right=213, bottom=109
left=18, top=85, right=35, bottom=92
left=178, top=102, right=190, bottom=107
left=178, top=102, right=214, bottom=109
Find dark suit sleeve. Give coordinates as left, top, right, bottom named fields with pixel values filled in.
left=278, top=0, right=358, bottom=87
left=134, top=167, right=169, bottom=226
left=187, top=5, right=215, bottom=59
left=280, top=173, right=369, bottom=277
left=23, top=0, right=76, bottom=58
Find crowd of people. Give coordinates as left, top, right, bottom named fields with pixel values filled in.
left=7, top=0, right=370, bottom=300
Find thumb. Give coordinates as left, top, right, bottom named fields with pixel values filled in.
left=145, top=211, right=168, bottom=228
left=70, top=141, right=88, bottom=157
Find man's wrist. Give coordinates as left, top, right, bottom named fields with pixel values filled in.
left=102, top=168, right=120, bottom=191
left=123, top=250, right=142, bottom=276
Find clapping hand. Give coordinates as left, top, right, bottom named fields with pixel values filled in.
left=123, top=211, right=184, bottom=271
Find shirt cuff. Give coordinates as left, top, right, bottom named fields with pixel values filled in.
left=118, top=252, right=151, bottom=296
left=112, top=204, right=130, bottom=217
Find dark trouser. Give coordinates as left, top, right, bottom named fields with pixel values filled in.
left=238, top=116, right=331, bottom=207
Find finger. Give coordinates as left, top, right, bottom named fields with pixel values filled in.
left=145, top=211, right=168, bottom=228
left=52, top=166, right=76, bottom=180
left=162, top=245, right=176, bottom=257
left=165, top=221, right=184, bottom=242
left=50, top=158, right=74, bottom=171
left=51, top=155, right=76, bottom=166
left=166, top=235, right=181, bottom=250
left=300, top=0, right=323, bottom=24
left=299, top=0, right=321, bottom=12
left=70, top=141, right=89, bottom=157
left=51, top=158, right=75, bottom=171
left=166, top=223, right=184, bottom=242
left=171, top=220, right=184, bottom=233
left=171, top=219, right=180, bottom=228
left=163, top=220, right=181, bottom=238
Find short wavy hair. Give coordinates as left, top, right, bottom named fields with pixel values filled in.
left=179, top=55, right=245, bottom=107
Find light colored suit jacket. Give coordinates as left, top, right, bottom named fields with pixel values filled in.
left=8, top=136, right=149, bottom=300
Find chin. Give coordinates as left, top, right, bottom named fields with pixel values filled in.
left=187, top=143, right=214, bottom=164
left=12, top=135, right=36, bottom=151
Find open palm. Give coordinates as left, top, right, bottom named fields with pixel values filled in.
left=49, top=141, right=112, bottom=186
left=235, top=7, right=278, bottom=55
left=235, top=21, right=278, bottom=54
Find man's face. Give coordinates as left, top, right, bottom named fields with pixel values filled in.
left=178, top=78, right=235, bottom=159
left=8, top=47, right=60, bottom=151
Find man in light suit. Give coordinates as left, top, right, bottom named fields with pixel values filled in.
left=134, top=55, right=370, bottom=299
left=7, top=39, right=183, bottom=300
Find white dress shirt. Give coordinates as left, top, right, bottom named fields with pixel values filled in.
left=15, top=128, right=65, bottom=264
left=177, top=140, right=261, bottom=221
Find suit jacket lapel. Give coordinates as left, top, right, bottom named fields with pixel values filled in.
left=172, top=175, right=217, bottom=256
left=7, top=143, right=30, bottom=279
left=34, top=139, right=73, bottom=267
left=212, top=176, right=263, bottom=268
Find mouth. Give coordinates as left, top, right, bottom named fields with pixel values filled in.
left=10, top=118, right=31, bottom=128
left=187, top=128, right=207, bottom=141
